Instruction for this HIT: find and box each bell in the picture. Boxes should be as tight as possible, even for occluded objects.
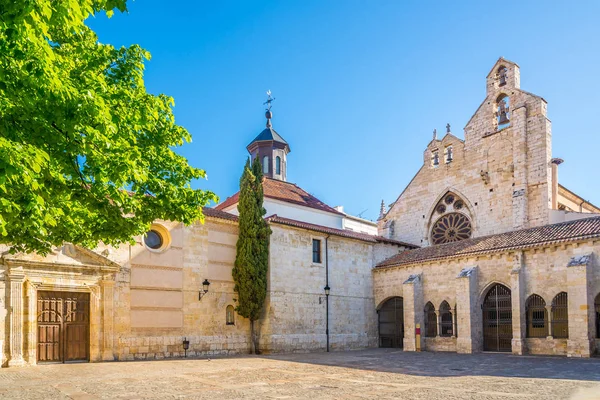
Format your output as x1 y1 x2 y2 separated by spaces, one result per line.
498 112 509 125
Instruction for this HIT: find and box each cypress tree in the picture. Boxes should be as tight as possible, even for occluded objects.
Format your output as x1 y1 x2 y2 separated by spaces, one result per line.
232 157 271 354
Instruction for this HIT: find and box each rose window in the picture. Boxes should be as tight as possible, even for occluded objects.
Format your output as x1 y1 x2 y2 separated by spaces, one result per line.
431 212 472 245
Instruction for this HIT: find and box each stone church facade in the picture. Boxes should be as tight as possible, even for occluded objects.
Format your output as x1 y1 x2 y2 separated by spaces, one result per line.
1 58 600 367
375 58 600 357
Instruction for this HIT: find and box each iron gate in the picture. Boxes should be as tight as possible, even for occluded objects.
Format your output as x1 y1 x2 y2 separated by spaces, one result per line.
378 297 404 348
482 284 512 352
37 291 90 363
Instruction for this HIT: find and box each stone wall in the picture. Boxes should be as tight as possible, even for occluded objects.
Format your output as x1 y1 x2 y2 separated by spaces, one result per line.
373 239 600 357
112 218 252 361
260 224 400 353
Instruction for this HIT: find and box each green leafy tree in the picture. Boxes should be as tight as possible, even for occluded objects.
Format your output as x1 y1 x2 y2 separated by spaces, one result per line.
232 157 270 354
0 0 217 254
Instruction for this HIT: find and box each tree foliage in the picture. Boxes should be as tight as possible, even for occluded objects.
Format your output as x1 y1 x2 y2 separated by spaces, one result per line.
0 0 217 254
232 157 270 354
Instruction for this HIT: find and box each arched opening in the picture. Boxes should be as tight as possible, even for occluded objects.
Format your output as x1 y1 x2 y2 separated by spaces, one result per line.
262 156 269 174
498 66 508 86
496 94 510 129
424 302 437 337
551 292 568 338
595 293 600 339
378 297 403 348
482 283 512 352
439 301 453 337
226 305 235 325
525 294 547 338
275 156 281 175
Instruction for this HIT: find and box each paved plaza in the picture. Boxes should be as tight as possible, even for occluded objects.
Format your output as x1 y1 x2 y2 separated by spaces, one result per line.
0 349 599 399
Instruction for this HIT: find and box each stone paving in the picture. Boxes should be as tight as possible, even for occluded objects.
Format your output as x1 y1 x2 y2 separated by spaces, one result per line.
1 349 599 399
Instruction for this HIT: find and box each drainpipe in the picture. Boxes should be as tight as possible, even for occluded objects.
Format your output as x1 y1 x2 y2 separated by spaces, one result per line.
325 235 330 352
550 158 563 209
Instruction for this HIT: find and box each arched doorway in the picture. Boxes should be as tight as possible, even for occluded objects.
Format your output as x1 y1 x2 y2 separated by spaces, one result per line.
378 297 404 348
482 284 512 352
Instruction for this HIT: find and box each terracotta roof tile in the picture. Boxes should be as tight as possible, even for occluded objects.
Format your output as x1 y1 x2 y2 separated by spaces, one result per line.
266 215 417 247
215 178 344 215
202 207 238 222
376 216 600 269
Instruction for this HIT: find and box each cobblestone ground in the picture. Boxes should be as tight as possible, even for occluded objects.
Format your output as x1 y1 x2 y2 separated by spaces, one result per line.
1 349 599 399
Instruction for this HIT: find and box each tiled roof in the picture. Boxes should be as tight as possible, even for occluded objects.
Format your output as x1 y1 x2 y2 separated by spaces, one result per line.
248 127 288 147
377 216 600 269
215 178 345 216
266 215 418 248
202 207 238 222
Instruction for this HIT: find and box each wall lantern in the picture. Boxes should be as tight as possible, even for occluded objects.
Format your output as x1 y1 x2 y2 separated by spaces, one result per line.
324 285 330 296
199 279 210 300
182 337 190 358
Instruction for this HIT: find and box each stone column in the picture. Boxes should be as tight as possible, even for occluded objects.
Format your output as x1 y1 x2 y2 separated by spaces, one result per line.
101 280 116 361
402 274 423 352
545 305 553 338
456 266 478 353
566 254 594 357
510 252 526 355
7 267 26 366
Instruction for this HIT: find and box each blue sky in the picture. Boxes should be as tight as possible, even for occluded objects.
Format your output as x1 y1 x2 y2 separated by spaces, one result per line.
88 1 600 221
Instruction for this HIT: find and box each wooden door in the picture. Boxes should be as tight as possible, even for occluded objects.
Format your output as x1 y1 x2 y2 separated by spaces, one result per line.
37 291 90 363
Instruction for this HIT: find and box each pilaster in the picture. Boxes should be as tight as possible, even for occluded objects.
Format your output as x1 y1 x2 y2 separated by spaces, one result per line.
566 254 594 357
402 274 423 352
456 266 478 353
101 280 115 361
7 267 26 367
510 252 526 355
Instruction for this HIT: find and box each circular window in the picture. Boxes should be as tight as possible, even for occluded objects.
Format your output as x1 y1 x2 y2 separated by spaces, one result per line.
143 224 171 252
436 204 446 214
445 194 455 205
454 200 464 210
431 213 472 245
144 230 163 249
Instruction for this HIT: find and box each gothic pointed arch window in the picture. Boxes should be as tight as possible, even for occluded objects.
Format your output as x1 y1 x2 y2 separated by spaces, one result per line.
526 294 547 338
496 94 510 129
439 301 453 337
551 292 568 338
429 192 473 245
424 302 437 337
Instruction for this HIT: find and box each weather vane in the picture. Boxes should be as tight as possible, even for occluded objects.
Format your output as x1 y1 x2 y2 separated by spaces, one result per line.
264 90 275 111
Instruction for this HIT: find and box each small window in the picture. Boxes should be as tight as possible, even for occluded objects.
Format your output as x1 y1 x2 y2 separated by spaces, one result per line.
526 294 547 338
262 156 269 174
431 150 439 167
312 239 321 263
424 302 437 337
144 230 163 249
551 292 568 338
226 305 235 325
276 156 281 175
444 145 453 163
439 301 453 337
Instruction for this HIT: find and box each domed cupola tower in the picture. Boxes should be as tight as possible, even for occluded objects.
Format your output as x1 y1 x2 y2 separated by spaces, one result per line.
246 91 290 181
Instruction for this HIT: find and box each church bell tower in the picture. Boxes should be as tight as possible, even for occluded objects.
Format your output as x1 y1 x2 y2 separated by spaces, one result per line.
246 91 290 181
